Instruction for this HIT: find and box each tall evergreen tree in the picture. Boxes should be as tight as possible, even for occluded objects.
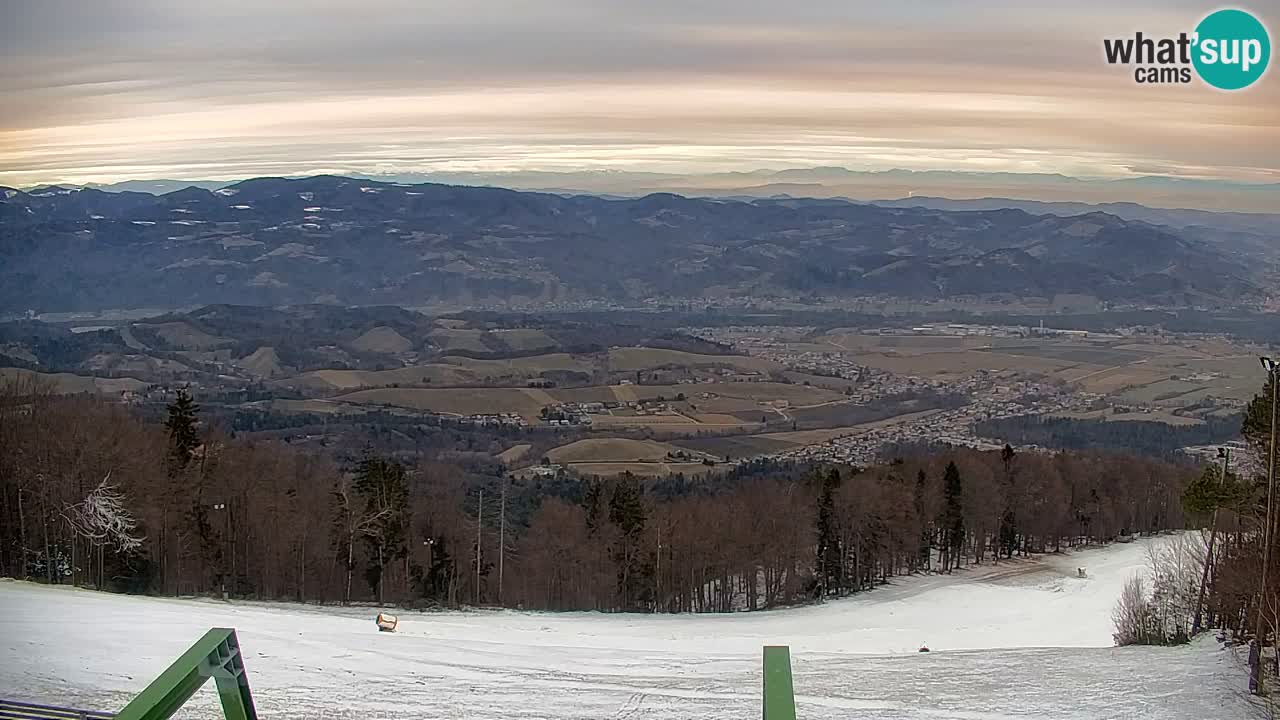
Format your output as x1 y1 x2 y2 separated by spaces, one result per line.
1243 373 1277 472
164 388 200 475
942 461 965 572
815 467 843 595
608 476 650 610
998 444 1019 559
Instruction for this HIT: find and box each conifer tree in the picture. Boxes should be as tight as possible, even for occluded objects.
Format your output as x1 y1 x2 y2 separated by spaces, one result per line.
816 467 843 595
164 388 200 475
942 461 964 572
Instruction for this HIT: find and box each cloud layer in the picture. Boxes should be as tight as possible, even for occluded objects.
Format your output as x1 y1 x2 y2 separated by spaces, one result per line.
2 0 1276 187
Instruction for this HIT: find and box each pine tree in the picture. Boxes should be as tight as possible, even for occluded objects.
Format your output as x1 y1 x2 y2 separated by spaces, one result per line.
608 477 650 610
914 468 930 571
815 467 843 596
998 444 1018 559
1243 373 1276 472
164 388 200 475
942 461 964 573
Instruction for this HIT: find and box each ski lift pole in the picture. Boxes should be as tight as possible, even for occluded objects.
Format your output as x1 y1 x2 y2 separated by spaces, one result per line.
762 646 796 720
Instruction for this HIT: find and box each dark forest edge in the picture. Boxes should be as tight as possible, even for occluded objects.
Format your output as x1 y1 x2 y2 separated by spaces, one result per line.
1 375 1197 613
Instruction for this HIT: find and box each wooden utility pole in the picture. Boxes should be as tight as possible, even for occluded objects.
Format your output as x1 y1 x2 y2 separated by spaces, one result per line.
476 488 483 605
17 487 26 578
498 478 506 604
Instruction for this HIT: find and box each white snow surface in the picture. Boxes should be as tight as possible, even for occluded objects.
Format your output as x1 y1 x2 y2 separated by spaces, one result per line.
0 537 1251 718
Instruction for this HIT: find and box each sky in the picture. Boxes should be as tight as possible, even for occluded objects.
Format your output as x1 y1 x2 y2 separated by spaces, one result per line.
1 0 1277 188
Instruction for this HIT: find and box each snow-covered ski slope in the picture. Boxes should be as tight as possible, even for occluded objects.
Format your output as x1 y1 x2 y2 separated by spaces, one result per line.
0 537 1250 719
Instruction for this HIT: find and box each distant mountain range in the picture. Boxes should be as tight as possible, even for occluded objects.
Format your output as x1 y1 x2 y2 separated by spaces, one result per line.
0 175 1270 313
48 166 1280 214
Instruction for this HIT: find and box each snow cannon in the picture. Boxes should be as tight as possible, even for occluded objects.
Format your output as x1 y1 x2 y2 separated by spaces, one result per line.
376 612 399 632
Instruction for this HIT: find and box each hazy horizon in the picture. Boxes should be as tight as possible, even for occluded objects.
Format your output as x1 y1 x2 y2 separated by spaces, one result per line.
3 1 1277 204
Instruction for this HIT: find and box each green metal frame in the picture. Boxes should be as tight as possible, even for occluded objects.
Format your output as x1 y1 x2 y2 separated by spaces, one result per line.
762 645 796 720
115 628 257 720
107 627 786 719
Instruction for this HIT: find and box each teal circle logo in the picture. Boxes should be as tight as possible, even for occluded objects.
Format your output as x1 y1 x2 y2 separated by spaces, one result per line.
1192 9 1271 90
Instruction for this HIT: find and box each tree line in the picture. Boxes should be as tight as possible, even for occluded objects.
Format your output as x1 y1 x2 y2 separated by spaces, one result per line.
975 413 1242 461
1171 371 1280 696
1 375 1193 613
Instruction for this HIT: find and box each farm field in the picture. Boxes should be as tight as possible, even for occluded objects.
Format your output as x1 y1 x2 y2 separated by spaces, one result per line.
488 328 558 351
333 380 851 425
348 326 413 354
676 408 946 458
545 438 695 464
441 353 595 376
810 332 1267 409
272 348 799 394
426 327 493 353
541 461 716 477
495 443 532 465
606 347 781 374
279 364 481 391
0 367 149 395
132 321 232 350
335 387 547 419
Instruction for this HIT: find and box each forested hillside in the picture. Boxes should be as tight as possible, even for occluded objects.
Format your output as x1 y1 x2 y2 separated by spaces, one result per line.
0 176 1262 311
1 376 1193 612
975 414 1242 459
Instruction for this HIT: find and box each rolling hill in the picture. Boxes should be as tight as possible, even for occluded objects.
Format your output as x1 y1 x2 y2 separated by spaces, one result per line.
0 176 1264 312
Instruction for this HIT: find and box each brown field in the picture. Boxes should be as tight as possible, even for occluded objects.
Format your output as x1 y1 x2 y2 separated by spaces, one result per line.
860 350 1094 380
336 387 547 418
646 382 844 408
611 383 640 403
135 321 233 350
268 398 370 415
495 444 532 465
440 353 595 376
1068 366 1171 394
674 408 948 457
280 353 595 392
550 462 715 477
0 367 148 395
238 346 286 378
808 333 1266 408
279 364 480 391
349 326 414 354
427 328 490 354
758 409 947 445
335 380 844 427
546 438 687 464
489 328 558 352
519 387 559 405
782 371 861 391
606 348 781 374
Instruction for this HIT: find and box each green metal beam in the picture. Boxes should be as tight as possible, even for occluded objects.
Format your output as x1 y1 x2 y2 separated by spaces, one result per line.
115 628 258 720
762 645 796 720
